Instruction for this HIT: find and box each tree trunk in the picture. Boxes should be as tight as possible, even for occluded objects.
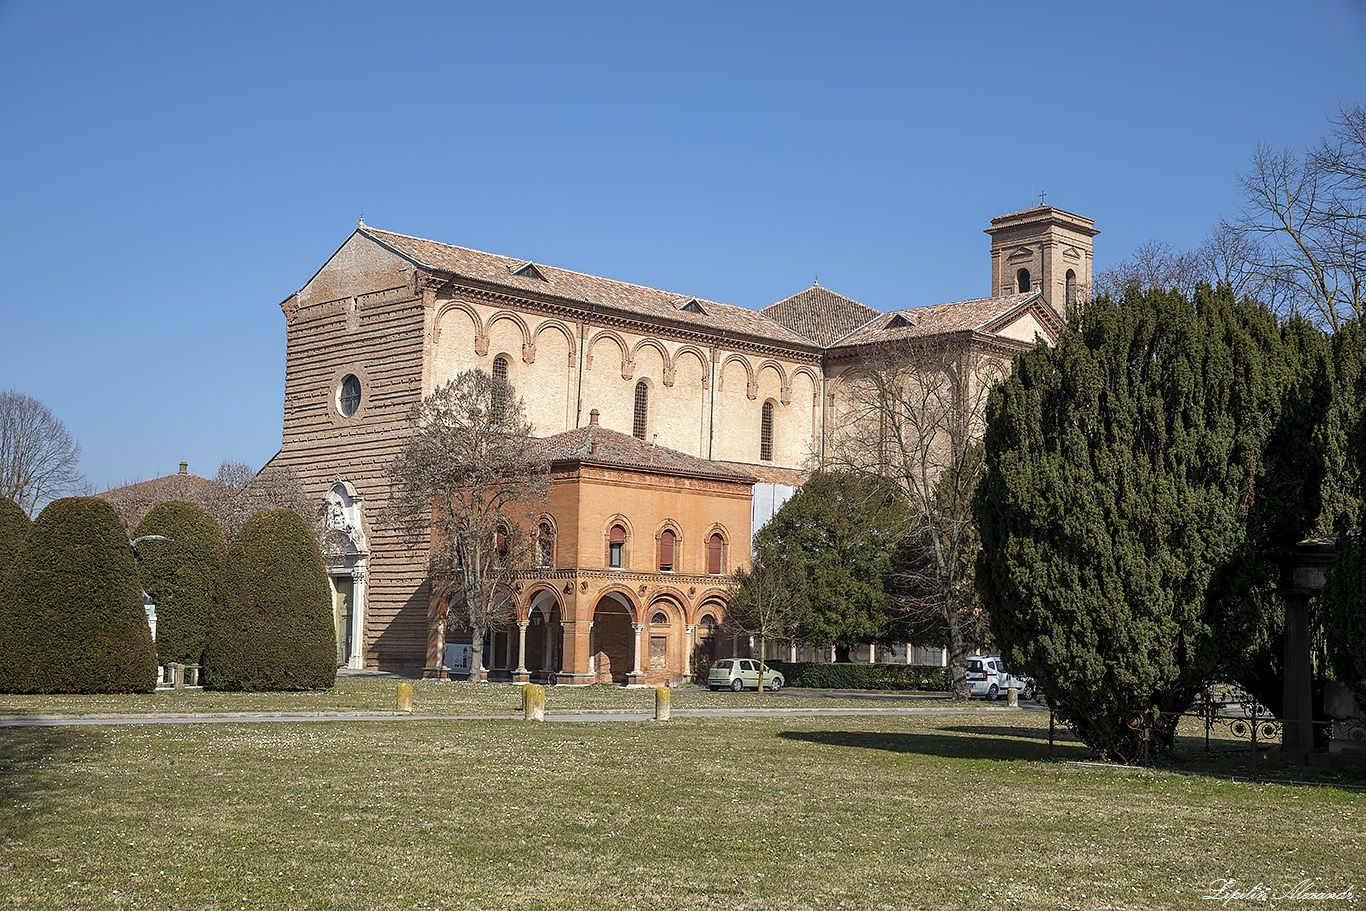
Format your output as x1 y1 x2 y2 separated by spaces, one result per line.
946 597 969 700
469 626 487 682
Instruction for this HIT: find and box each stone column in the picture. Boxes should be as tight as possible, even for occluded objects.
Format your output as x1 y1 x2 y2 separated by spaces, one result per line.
685 624 695 676
628 622 646 684
349 564 367 670
514 620 530 683
587 621 595 675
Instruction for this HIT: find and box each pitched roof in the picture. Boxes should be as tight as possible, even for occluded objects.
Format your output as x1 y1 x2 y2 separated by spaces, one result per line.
537 425 754 483
759 284 882 346
359 226 810 347
831 291 1050 346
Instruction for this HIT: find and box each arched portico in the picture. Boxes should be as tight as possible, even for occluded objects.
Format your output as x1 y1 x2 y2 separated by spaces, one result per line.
590 591 639 685
522 589 564 684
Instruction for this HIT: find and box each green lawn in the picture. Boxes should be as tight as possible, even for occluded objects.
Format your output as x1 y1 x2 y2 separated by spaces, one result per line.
0 677 947 717
1 702 1362 910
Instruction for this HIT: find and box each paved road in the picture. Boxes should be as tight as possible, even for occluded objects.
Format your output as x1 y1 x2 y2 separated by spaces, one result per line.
0 701 1046 727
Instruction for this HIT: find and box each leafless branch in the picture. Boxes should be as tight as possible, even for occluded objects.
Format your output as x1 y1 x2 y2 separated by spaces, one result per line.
0 389 83 516
386 369 550 680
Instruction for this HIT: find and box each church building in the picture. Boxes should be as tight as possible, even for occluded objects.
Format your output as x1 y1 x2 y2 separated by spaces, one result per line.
265 205 1096 680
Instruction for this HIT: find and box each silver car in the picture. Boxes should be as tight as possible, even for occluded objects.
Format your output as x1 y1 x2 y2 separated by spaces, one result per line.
707 658 785 692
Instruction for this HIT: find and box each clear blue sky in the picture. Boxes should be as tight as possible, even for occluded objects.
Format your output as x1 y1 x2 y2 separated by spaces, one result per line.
2 1 1363 495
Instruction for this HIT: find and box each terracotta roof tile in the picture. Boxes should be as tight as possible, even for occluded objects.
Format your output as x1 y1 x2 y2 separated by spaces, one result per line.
832 292 1045 346
361 227 811 347
720 462 812 486
537 425 754 483
759 285 883 346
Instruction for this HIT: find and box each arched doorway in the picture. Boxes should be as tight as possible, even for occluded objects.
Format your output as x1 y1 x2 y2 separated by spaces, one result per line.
324 481 368 670
525 590 564 683
591 593 636 684
694 607 721 676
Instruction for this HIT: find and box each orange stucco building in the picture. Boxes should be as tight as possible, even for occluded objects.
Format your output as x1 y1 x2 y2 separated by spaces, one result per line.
459 413 753 686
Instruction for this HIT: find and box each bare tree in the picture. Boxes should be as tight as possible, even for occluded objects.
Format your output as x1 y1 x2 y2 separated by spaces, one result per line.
830 339 1004 699
211 460 330 552
729 552 808 692
387 369 550 682
0 389 83 516
1093 238 1208 299
1225 103 1366 329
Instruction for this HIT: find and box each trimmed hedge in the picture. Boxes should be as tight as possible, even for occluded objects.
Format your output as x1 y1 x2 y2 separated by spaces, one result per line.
206 508 336 691
768 661 950 692
0 495 30 562
0 497 156 693
0 496 31 691
134 501 228 667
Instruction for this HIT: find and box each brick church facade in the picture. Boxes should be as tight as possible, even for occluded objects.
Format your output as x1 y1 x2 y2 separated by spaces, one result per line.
265 205 1096 681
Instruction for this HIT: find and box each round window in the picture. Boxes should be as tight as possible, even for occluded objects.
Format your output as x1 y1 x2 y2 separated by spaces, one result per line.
338 374 362 417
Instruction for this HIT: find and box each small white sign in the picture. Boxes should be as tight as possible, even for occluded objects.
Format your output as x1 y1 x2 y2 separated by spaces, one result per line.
446 644 472 673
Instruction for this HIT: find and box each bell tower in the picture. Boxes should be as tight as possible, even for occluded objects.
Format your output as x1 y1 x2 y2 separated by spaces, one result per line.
986 205 1098 320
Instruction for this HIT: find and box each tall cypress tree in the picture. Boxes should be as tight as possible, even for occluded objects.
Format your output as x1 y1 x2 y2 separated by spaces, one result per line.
976 287 1325 761
0 497 155 693
206 508 335 691
134 500 227 667
0 496 33 692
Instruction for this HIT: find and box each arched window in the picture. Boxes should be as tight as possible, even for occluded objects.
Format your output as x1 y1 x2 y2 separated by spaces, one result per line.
633 380 649 440
491 355 510 424
658 528 676 571
1016 269 1031 293
651 612 669 625
1065 269 1077 311
494 525 508 567
609 524 626 569
760 401 774 462
707 533 725 575
538 522 555 567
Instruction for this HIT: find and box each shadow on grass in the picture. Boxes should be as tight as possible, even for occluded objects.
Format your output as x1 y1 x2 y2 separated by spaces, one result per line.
778 726 1094 763
0 727 108 838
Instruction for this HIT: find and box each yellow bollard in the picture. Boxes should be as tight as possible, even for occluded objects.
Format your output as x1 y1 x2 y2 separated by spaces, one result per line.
655 686 671 721
396 681 414 714
525 684 546 721
521 682 531 715
1007 686 1018 708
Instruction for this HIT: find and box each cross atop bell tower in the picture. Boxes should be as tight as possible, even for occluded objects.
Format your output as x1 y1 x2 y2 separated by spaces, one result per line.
986 206 1098 320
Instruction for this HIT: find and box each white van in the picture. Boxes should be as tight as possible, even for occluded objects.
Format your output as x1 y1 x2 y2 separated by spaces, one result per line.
966 654 1035 700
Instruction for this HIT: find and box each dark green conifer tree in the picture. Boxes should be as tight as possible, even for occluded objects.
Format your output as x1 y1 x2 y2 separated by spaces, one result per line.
0 495 33 691
754 472 907 659
0 497 155 693
976 287 1326 761
206 508 335 691
134 500 228 667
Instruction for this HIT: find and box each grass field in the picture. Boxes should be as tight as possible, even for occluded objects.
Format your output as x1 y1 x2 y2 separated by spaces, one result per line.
0 677 942 717
2 684 1363 910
